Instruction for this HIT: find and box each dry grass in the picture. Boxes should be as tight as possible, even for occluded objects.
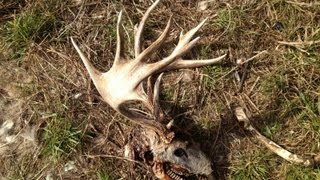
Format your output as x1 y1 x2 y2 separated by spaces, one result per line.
0 0 319 179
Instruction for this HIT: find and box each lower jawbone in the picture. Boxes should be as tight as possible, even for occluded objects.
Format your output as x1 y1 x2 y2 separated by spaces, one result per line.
153 160 190 180
152 159 212 180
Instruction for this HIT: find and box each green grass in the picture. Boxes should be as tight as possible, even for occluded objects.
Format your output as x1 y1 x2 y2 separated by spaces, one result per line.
104 24 117 44
41 115 81 162
262 122 283 138
3 10 55 56
202 66 229 89
214 9 237 31
0 0 63 58
6 154 42 180
279 164 320 180
229 150 270 180
97 171 112 180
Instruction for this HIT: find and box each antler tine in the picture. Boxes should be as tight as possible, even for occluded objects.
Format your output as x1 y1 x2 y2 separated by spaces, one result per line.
153 73 163 120
135 15 173 63
134 0 161 57
173 18 208 54
137 18 218 82
165 54 227 71
114 11 125 66
71 37 103 85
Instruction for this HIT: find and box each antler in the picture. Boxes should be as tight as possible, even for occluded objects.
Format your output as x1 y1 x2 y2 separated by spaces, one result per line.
71 0 226 142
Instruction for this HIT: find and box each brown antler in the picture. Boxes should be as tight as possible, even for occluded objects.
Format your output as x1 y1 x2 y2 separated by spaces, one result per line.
71 0 226 142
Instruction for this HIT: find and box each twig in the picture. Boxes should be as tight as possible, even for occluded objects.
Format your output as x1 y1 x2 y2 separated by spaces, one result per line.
243 94 260 113
286 1 320 7
278 40 320 47
84 154 148 168
248 76 260 95
238 50 267 65
277 40 320 54
238 50 267 92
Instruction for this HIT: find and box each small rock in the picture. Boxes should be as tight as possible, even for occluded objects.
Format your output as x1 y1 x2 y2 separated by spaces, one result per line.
74 93 82 99
64 161 77 172
197 0 215 11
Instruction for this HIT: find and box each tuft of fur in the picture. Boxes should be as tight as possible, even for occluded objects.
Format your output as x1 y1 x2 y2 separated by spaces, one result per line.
0 62 38 159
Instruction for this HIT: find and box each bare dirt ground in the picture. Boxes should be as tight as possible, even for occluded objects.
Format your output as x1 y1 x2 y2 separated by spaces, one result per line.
0 0 319 179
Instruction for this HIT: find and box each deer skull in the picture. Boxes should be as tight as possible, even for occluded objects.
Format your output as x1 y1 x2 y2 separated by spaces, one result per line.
145 128 213 179
71 0 225 179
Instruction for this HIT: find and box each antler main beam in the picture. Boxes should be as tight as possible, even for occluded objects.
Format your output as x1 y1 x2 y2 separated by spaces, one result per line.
71 0 226 142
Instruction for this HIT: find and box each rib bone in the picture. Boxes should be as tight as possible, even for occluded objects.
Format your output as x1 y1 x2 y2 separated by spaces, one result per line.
71 0 226 142
234 107 320 167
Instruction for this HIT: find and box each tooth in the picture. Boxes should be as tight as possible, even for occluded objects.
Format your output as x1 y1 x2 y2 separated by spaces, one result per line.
172 174 177 180
174 174 180 180
168 170 174 176
166 169 185 180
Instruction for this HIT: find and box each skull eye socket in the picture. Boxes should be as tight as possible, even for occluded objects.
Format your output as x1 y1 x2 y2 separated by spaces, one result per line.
174 148 188 158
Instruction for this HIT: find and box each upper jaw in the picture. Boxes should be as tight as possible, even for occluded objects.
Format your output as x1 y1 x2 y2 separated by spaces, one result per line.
152 159 190 180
